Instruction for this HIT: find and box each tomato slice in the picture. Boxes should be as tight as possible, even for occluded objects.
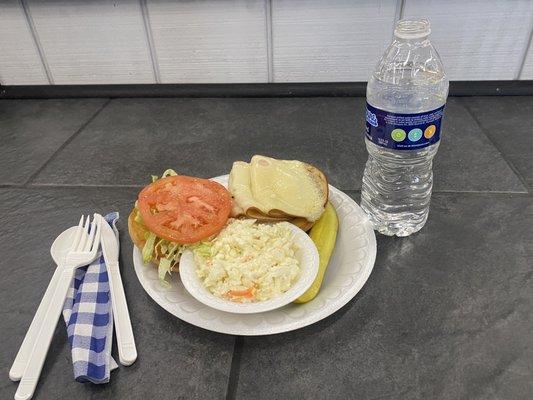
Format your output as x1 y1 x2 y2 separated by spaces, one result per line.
138 175 232 244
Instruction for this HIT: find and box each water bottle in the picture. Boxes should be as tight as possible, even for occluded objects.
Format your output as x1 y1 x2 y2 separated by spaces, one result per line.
361 19 449 237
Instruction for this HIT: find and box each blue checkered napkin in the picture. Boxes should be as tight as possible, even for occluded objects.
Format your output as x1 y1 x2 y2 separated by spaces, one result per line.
62 212 119 383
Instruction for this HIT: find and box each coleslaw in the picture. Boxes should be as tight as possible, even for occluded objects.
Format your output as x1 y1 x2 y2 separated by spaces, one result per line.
193 219 300 302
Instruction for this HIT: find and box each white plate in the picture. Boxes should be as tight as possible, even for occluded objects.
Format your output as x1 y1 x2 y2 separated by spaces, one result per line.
133 175 377 336
179 222 320 314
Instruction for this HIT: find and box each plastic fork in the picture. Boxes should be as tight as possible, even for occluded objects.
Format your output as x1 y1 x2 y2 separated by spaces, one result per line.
15 215 101 400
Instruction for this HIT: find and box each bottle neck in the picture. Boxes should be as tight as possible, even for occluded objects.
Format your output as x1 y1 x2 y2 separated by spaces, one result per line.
393 35 430 46
394 19 431 43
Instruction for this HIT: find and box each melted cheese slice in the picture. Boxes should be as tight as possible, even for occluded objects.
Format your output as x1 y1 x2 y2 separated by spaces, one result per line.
229 155 326 222
228 161 253 216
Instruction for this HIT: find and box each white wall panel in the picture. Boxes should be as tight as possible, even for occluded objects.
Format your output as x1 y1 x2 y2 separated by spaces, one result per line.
27 0 154 84
0 0 47 85
519 35 533 79
147 0 268 83
271 0 397 82
1 0 532 85
403 0 533 81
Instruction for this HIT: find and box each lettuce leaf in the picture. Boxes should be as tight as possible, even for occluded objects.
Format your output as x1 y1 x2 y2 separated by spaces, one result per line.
189 241 212 259
158 258 172 285
152 169 178 183
142 231 157 264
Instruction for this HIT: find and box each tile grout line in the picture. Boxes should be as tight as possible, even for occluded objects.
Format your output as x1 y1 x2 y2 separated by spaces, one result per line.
342 189 532 196
140 0 161 83
0 184 25 189
22 99 112 187
432 190 532 196
1 184 531 197
27 183 145 188
225 336 244 400
20 0 54 85
460 98 531 193
265 0 274 83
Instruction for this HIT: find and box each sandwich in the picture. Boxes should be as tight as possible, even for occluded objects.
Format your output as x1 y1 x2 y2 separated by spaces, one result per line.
228 155 329 231
128 170 232 282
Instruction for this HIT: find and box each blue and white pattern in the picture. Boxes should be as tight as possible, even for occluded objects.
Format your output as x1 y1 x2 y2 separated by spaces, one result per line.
62 212 119 383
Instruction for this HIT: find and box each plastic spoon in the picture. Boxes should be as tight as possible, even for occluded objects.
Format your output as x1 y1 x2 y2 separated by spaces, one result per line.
9 226 78 381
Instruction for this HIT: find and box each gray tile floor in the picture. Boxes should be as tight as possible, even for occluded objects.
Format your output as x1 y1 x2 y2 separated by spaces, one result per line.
1 97 531 400
0 99 107 184
235 193 533 400
0 187 234 400
25 97 526 192
461 97 533 189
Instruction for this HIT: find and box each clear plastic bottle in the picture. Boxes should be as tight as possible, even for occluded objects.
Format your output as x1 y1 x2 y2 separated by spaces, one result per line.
361 19 449 237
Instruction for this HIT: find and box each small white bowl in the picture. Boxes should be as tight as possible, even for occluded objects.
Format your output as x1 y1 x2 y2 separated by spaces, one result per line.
179 223 319 314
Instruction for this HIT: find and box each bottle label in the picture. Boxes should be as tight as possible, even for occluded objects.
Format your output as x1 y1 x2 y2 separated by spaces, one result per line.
365 102 445 150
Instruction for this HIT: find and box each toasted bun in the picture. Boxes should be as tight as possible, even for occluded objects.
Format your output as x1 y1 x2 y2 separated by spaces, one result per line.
305 162 329 208
128 208 168 265
128 208 147 249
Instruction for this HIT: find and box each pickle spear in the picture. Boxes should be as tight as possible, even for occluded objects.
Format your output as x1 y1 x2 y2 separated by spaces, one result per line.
294 201 339 303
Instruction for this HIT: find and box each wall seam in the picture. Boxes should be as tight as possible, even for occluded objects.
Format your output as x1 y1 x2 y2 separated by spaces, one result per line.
516 21 533 79
391 0 405 44
20 0 54 84
265 0 274 83
140 0 161 83
394 0 405 24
